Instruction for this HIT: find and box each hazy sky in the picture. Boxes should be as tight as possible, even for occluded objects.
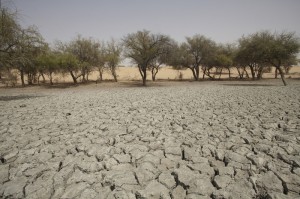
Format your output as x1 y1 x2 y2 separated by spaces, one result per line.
6 0 300 44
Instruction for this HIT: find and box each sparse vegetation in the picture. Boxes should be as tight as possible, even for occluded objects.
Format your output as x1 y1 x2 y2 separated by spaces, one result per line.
123 30 172 86
1 6 299 87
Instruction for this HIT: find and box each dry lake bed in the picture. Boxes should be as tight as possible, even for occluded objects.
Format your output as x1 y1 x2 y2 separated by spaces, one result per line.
0 80 300 199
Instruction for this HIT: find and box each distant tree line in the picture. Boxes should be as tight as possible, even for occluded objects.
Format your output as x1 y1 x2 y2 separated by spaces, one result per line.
1 7 299 86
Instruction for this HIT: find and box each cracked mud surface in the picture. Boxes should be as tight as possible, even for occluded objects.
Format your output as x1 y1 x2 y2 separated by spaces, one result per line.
0 80 300 199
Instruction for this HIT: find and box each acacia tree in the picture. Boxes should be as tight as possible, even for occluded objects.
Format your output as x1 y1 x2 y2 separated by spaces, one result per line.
105 39 122 82
67 35 98 82
170 35 216 80
214 44 235 79
0 7 20 68
9 26 46 86
149 55 164 81
281 55 297 76
266 32 300 86
94 42 106 82
149 39 174 81
36 51 59 85
123 30 171 86
0 5 46 86
236 32 273 80
57 52 80 84
236 31 300 85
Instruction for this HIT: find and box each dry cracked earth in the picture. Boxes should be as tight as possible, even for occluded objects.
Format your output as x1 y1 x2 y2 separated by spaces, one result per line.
0 80 300 199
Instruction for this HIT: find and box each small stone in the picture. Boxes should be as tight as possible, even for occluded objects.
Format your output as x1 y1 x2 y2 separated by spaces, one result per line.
2 150 18 163
215 149 225 161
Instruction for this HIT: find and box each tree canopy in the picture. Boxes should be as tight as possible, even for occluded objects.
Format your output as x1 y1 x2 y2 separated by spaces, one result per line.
1 5 299 86
235 31 300 85
123 30 172 85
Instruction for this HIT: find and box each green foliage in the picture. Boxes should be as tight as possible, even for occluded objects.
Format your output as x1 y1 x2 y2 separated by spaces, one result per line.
1 6 299 86
169 35 216 80
235 31 300 84
123 30 171 85
105 39 122 82
0 8 20 55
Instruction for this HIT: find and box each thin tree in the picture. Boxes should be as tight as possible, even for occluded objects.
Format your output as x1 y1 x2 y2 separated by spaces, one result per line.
105 39 122 82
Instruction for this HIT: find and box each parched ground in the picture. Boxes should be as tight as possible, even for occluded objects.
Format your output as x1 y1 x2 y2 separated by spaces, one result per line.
0 79 300 199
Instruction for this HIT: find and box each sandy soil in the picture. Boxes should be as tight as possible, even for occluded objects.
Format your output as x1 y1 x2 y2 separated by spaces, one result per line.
54 66 300 83
0 80 300 198
2 66 300 87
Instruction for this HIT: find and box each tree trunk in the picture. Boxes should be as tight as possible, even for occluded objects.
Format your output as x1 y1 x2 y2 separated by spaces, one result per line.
142 68 147 86
49 72 53 85
20 69 25 87
205 68 214 79
277 66 287 86
69 71 77 84
228 68 231 78
189 67 198 81
98 68 103 81
219 68 223 80
257 67 263 80
195 66 199 80
237 67 242 79
81 69 86 82
244 67 249 78
112 70 117 82
41 73 46 83
249 65 255 80
27 73 33 85
152 67 159 81
142 67 147 86
138 65 147 86
33 74 38 84
275 68 278 78
284 66 291 74
202 67 206 79
37 74 40 85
